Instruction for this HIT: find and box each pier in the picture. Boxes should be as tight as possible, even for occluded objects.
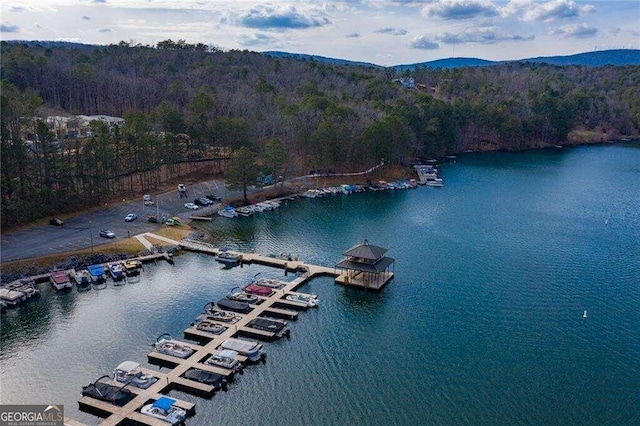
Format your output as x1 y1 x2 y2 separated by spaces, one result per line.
53 234 393 425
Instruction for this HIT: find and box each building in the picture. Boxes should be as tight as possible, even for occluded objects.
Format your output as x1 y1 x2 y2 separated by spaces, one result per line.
335 240 394 290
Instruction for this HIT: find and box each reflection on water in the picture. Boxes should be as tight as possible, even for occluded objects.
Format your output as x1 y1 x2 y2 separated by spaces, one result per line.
1 144 639 425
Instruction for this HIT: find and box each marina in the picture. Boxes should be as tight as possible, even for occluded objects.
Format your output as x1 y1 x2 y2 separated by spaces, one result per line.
1 144 638 425
64 236 372 425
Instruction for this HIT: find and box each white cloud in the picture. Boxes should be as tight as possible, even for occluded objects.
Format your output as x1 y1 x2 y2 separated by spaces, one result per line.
409 35 439 50
238 5 329 30
521 0 595 22
346 32 360 38
375 27 408 36
436 26 535 44
550 23 598 38
240 32 279 47
423 0 499 20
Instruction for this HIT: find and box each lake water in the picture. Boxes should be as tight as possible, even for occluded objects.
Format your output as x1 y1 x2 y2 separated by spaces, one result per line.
1 143 639 425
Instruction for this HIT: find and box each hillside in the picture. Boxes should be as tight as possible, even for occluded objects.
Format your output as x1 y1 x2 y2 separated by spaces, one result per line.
1 40 639 226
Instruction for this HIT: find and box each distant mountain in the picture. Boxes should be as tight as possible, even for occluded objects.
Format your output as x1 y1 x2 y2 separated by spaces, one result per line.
262 51 382 69
263 49 640 70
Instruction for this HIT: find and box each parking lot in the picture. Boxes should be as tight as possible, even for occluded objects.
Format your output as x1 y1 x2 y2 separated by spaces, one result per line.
0 179 228 263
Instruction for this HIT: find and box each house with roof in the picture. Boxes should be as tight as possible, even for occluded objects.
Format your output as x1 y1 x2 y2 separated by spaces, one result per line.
335 240 394 290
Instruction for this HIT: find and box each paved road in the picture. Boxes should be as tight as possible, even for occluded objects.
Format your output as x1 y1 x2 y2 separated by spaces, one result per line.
0 179 227 263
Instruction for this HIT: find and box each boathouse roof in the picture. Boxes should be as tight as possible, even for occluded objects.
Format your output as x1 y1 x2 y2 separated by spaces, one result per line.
342 240 387 260
336 256 395 273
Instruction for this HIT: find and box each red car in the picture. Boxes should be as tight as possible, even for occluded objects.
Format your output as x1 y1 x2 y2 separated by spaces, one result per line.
243 284 272 296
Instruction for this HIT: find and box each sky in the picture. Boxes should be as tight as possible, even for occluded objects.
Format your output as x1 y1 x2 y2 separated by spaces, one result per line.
1 0 639 66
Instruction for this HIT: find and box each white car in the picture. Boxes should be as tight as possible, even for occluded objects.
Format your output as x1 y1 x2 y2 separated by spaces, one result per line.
184 203 199 210
177 184 186 192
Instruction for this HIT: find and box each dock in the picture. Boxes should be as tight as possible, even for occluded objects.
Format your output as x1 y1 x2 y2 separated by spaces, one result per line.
67 235 392 425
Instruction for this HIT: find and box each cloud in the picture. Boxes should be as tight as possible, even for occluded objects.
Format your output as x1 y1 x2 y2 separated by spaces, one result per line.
1 23 20 33
239 5 329 29
239 32 279 47
98 28 112 33
423 0 499 20
82 16 91 20
375 27 408 36
409 36 440 50
346 32 360 38
10 6 26 12
92 0 107 3
521 0 595 22
550 23 598 38
436 27 535 44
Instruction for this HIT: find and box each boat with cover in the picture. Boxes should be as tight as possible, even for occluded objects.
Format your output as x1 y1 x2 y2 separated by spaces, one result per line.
216 298 253 314
214 247 241 265
107 263 125 282
140 396 186 425
246 317 291 338
153 333 194 359
285 293 319 307
205 350 243 374
220 338 265 362
235 206 253 217
87 264 106 284
243 283 273 297
227 287 261 304
111 361 157 389
81 375 135 407
123 260 141 277
50 270 72 290
426 178 444 187
183 368 228 390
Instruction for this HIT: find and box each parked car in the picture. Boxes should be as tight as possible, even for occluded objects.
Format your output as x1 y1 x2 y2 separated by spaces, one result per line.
99 230 115 238
49 218 64 226
144 200 154 206
184 203 199 210
177 184 186 192
124 213 138 222
205 194 222 203
143 194 152 201
148 215 159 223
194 198 212 206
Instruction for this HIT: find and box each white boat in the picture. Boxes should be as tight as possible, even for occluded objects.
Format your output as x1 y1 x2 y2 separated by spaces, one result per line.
256 202 274 211
217 206 238 218
220 338 265 362
214 249 241 265
0 288 26 306
583 310 588 318
50 271 73 290
107 263 125 282
71 269 92 290
153 333 194 359
205 349 243 374
195 320 227 335
140 397 186 425
285 293 319 307
111 361 157 389
9 279 41 299
227 287 261 304
301 189 318 198
235 206 253 217
426 178 444 187
253 278 286 289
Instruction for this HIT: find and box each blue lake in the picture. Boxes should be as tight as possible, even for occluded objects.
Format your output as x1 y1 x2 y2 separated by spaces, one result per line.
1 143 639 425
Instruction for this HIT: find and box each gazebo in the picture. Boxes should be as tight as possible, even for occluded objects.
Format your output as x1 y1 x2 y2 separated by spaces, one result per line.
335 240 394 290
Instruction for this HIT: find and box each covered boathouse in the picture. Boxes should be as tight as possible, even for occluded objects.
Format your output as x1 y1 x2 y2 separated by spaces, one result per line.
335 240 394 290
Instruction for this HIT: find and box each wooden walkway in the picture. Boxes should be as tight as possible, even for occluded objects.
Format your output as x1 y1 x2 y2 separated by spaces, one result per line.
70 234 392 424
75 239 338 425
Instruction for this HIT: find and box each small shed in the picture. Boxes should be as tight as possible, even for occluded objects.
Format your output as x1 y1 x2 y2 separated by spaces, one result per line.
335 240 394 290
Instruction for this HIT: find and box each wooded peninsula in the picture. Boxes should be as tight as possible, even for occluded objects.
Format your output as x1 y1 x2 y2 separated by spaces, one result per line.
1 40 639 228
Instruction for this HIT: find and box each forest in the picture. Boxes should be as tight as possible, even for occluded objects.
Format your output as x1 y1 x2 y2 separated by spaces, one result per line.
1 40 639 227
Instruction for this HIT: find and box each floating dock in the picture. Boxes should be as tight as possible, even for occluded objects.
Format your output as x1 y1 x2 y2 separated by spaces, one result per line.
70 236 392 425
